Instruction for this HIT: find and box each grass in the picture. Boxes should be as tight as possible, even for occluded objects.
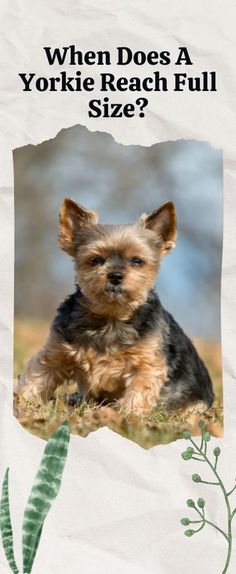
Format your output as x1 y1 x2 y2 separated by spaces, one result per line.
14 318 223 449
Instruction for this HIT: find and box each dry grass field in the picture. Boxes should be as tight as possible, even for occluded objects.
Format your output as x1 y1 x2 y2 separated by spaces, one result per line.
14 319 223 449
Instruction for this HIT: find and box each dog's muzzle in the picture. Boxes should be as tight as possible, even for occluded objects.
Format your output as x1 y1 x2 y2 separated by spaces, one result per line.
107 271 124 286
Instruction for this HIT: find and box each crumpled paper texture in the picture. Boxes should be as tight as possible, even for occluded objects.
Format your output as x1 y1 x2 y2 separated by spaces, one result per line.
0 1 236 572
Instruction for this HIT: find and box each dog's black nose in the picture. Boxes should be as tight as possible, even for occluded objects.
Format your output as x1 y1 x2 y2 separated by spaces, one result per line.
107 271 124 285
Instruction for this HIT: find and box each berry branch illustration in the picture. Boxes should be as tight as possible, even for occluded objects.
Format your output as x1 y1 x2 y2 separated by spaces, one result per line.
180 421 236 574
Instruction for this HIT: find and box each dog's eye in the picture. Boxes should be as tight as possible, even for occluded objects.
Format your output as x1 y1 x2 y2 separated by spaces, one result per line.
90 256 105 266
129 257 145 266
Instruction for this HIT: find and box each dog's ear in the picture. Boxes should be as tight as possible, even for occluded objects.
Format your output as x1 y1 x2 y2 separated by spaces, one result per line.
141 201 177 254
59 198 98 256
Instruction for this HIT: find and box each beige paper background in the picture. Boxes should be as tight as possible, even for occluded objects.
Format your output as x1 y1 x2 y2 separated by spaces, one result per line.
0 1 236 572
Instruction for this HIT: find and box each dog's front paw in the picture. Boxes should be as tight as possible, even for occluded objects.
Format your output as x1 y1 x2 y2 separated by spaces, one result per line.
119 389 155 417
15 373 46 405
64 392 83 406
22 384 45 405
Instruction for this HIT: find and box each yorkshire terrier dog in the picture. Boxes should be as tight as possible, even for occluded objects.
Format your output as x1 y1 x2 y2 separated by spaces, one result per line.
17 198 214 416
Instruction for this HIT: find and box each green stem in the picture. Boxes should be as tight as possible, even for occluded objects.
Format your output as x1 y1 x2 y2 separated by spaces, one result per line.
223 530 232 574
193 450 204 458
199 480 219 486
227 484 236 497
192 507 228 540
194 506 204 520
200 434 204 451
231 508 236 520
194 522 205 534
204 520 229 541
190 438 232 574
190 519 204 524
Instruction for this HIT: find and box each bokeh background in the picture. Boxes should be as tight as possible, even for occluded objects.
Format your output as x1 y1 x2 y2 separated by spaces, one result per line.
14 125 223 337
13 126 223 446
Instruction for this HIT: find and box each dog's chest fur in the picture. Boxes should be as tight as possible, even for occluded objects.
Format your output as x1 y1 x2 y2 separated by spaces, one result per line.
53 288 168 399
65 333 166 399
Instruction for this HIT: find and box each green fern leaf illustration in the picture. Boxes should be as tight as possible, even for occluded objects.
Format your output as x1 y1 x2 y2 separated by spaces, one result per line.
22 421 70 574
0 468 19 574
